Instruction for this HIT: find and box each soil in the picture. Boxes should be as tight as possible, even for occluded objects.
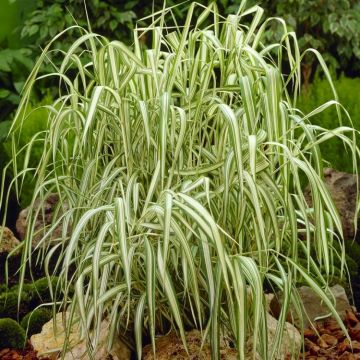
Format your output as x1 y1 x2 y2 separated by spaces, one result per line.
0 342 50 360
301 310 360 359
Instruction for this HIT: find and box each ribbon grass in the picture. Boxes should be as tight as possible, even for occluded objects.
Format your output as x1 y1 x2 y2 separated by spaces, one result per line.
2 2 360 359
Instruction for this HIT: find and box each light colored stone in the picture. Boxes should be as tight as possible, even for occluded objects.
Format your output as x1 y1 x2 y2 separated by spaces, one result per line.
249 313 301 359
30 312 130 360
265 293 275 311
0 226 20 254
272 313 301 357
330 284 353 317
304 167 359 240
270 284 352 328
63 319 131 360
16 193 69 248
30 312 80 360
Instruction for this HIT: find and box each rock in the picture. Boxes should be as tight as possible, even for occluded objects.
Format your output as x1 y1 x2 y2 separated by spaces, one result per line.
30 312 130 360
304 168 359 240
0 226 22 283
270 284 352 328
63 319 131 360
142 329 238 360
16 194 69 248
143 316 301 360
30 312 80 359
267 312 301 358
246 313 301 360
265 293 274 311
0 226 20 254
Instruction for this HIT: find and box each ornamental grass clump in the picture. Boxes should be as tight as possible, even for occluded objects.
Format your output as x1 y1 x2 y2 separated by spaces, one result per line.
1 2 359 359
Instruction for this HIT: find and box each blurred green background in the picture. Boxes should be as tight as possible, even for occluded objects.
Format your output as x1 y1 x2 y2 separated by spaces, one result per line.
0 0 360 208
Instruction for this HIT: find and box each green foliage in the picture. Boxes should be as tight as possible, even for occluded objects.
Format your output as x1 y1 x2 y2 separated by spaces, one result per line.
345 240 360 261
20 307 52 337
3 98 50 156
0 284 9 293
331 240 358 280
2 0 358 123
0 0 35 46
208 0 360 79
17 0 205 49
298 76 360 173
0 1 18 44
2 95 53 206
0 0 36 123
249 0 360 79
3 3 360 359
20 0 137 47
345 256 358 279
0 48 34 122
0 318 26 349
0 121 11 143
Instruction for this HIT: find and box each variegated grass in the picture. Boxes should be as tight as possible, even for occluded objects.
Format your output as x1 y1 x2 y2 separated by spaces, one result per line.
1 2 360 359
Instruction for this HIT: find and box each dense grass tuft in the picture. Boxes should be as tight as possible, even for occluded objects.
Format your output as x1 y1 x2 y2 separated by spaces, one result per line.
1 2 359 359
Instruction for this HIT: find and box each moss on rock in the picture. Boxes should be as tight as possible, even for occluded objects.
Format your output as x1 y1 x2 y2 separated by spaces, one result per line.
345 255 358 278
31 276 59 303
0 290 31 319
0 318 26 349
20 307 53 337
0 278 61 320
0 284 9 293
344 240 360 264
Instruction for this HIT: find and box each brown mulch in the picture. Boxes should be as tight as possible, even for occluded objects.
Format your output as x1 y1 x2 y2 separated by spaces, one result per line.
0 342 51 360
301 310 360 359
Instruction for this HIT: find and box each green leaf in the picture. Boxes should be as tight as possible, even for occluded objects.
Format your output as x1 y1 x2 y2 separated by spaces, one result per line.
0 121 12 141
109 20 118 31
0 89 11 99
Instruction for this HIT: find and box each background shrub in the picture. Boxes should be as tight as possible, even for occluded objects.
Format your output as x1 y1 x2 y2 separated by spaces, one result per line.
2 95 53 207
298 75 360 173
